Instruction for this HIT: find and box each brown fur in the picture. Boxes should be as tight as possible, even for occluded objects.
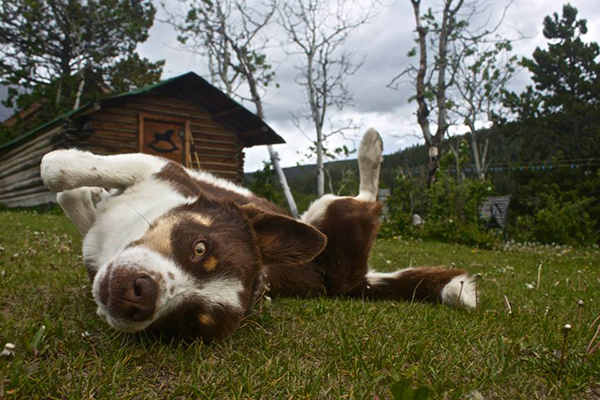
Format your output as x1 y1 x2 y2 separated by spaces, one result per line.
154 163 201 198
265 263 326 297
156 162 283 215
314 198 383 295
147 297 244 343
264 197 468 305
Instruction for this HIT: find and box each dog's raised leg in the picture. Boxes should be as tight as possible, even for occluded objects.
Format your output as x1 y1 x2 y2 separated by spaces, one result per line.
56 187 106 236
301 128 476 308
356 128 383 202
300 128 384 295
41 149 167 193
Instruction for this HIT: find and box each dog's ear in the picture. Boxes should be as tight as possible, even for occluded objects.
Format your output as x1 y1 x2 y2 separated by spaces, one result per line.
241 205 327 266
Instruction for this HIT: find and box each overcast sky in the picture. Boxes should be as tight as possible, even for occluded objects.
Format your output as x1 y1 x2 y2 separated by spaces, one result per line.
137 0 600 172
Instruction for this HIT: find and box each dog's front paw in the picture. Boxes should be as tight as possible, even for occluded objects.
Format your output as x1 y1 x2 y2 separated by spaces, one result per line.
41 149 94 192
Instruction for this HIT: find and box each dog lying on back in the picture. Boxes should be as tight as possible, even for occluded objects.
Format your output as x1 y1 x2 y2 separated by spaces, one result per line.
40 129 475 342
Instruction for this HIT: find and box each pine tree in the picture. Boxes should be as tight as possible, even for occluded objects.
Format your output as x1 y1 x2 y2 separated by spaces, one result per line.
506 4 600 161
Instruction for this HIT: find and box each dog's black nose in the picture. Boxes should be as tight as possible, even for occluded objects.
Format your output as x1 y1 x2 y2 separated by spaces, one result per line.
119 275 157 321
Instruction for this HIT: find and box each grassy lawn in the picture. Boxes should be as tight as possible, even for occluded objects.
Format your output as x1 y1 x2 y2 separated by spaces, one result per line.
0 210 599 399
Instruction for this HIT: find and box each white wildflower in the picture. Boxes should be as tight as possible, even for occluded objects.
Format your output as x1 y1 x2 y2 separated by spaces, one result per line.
263 296 272 309
1 343 15 358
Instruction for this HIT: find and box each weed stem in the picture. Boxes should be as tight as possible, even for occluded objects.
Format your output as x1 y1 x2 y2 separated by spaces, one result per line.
586 315 600 361
558 324 571 378
536 262 544 290
503 295 512 315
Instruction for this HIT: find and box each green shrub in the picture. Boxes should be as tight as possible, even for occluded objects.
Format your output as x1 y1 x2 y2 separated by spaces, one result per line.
513 195 598 246
426 172 491 224
380 169 497 248
381 173 421 237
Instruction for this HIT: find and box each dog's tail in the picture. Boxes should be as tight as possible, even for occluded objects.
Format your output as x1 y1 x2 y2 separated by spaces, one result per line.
347 267 477 308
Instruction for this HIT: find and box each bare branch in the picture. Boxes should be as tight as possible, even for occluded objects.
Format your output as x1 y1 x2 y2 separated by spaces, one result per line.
278 0 375 196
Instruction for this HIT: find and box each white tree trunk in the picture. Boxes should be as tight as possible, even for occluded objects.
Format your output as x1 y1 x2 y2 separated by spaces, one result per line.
316 128 325 197
267 145 299 218
73 78 85 110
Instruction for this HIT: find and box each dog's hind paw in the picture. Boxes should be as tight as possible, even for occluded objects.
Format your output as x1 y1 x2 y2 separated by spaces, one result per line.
358 128 383 168
356 128 383 202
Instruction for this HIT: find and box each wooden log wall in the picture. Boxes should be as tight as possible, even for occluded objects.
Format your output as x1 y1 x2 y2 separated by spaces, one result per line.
0 125 64 207
85 94 245 183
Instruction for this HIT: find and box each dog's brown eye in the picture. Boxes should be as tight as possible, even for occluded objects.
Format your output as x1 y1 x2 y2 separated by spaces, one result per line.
193 241 207 257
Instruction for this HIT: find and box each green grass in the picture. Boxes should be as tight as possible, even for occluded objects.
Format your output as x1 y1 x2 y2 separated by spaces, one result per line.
0 210 599 399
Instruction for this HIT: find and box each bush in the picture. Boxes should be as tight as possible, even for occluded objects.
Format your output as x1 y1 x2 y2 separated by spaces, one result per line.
426 172 491 224
380 169 497 248
513 194 598 246
381 174 422 237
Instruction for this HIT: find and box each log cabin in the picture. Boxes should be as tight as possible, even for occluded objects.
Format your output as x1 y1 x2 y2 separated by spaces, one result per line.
0 72 284 207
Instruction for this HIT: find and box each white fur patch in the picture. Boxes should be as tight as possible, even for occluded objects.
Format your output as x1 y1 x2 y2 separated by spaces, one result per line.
92 246 244 332
441 274 477 308
365 269 413 286
186 168 253 198
57 187 105 236
301 194 347 225
193 277 245 310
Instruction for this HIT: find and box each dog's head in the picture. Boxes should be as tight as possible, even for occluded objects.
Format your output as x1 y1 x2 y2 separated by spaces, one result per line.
91 197 326 342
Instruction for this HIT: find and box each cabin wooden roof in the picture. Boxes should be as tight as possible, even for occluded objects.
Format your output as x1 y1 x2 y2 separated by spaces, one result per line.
0 72 284 154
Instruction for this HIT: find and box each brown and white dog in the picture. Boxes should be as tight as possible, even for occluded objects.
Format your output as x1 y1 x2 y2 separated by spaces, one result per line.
40 129 475 342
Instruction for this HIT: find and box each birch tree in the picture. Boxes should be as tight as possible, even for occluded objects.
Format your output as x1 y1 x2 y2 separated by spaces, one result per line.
452 38 516 180
388 0 466 186
389 0 512 185
278 0 372 197
169 0 300 218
